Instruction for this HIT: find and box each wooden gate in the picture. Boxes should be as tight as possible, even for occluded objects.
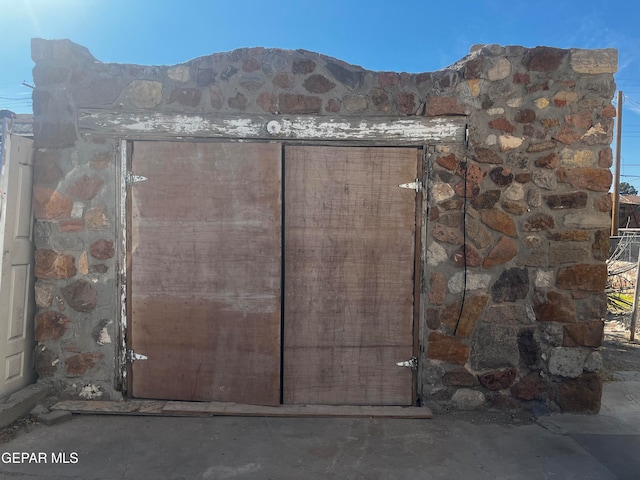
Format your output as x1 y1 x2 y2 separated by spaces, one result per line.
129 142 282 405
128 142 419 406
283 146 418 405
0 134 35 398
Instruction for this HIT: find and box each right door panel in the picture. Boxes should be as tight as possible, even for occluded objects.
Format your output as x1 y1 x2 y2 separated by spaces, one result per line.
283 146 418 405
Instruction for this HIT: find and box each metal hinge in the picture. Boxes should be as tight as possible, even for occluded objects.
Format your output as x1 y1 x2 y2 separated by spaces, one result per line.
399 178 423 192
126 349 148 362
125 171 148 186
396 356 418 371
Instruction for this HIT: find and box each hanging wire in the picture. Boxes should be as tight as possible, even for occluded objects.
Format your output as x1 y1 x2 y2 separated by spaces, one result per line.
453 125 470 336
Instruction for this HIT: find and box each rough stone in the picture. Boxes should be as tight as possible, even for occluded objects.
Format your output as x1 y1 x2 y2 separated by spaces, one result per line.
34 150 64 185
425 96 467 116
123 80 162 109
481 208 517 237
396 92 416 115
534 291 577 323
432 182 456 203
65 352 103 376
85 206 110 230
489 167 513 187
548 230 590 242
167 87 201 107
429 272 447 305
557 264 607 292
90 239 115 260
553 91 578 107
570 49 617 74
227 92 248 110
478 368 517 391
563 320 604 347
487 57 511 81
592 230 610 261
499 135 524 151
427 241 448 266
544 192 587 209
369 88 391 113
523 213 555 232
483 304 535 326
167 65 190 82
292 59 316 74
501 200 527 216
563 211 611 229
549 347 588 378
272 73 294 89
474 147 503 164
67 175 104 200
61 280 97 313
556 372 602 413
471 190 501 210
514 109 536 123
504 183 525 201
549 245 590 265
598 148 613 168
451 244 483 268
447 272 492 294
35 281 55 308
34 187 73 220
553 125 581 144
342 95 368 113
491 267 529 302
451 389 486 410
524 47 566 71
488 118 515 133
431 223 463 244
535 97 550 109
441 295 489 337
483 237 518 269
442 369 479 387
471 324 519 369
257 92 277 113
427 332 470 365
35 311 70 341
303 74 336 94
35 250 77 279
535 153 558 169
466 219 494 249
278 94 322 114
584 351 603 372
511 372 547 400
527 140 556 153
325 62 364 90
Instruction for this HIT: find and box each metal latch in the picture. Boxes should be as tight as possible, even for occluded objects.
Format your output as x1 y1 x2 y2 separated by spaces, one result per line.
126 350 148 362
396 356 418 371
125 172 148 186
399 178 423 192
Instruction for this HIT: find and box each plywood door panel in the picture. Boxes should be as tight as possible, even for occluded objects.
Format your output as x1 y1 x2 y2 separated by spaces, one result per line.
0 134 35 398
130 142 282 405
283 146 417 405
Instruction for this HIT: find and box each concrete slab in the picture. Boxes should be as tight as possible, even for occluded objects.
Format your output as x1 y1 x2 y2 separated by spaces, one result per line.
0 383 49 428
1 379 639 479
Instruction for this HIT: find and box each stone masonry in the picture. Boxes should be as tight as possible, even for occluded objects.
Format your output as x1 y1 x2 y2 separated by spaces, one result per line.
31 39 616 412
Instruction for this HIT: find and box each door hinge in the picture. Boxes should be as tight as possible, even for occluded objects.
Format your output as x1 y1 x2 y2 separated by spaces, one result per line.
126 349 148 362
399 178 423 193
125 171 148 186
396 356 418 371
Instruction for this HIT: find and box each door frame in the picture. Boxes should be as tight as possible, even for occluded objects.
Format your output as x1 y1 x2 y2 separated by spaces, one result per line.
103 111 467 404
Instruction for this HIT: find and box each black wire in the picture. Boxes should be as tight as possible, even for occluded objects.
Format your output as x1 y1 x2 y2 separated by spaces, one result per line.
452 129 470 336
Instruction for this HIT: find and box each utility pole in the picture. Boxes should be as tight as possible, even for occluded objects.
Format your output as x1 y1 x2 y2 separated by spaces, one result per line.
611 90 623 236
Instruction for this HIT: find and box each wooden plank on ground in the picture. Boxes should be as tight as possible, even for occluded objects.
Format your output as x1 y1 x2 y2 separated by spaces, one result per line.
162 401 433 418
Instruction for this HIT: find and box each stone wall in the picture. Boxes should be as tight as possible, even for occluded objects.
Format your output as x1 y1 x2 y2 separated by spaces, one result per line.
30 38 617 412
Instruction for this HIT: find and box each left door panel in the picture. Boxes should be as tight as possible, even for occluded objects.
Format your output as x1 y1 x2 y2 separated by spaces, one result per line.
129 142 282 405
0 134 35 398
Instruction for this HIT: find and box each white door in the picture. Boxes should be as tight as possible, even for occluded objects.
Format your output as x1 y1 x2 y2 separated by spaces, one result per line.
0 133 35 398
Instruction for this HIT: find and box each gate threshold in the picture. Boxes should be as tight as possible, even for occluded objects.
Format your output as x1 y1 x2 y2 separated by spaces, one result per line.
51 400 432 419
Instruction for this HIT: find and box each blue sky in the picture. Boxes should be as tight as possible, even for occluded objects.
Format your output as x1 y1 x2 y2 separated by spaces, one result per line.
2 0 640 191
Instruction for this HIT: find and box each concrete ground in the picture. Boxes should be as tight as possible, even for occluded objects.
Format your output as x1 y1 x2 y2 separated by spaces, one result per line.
1 374 640 480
